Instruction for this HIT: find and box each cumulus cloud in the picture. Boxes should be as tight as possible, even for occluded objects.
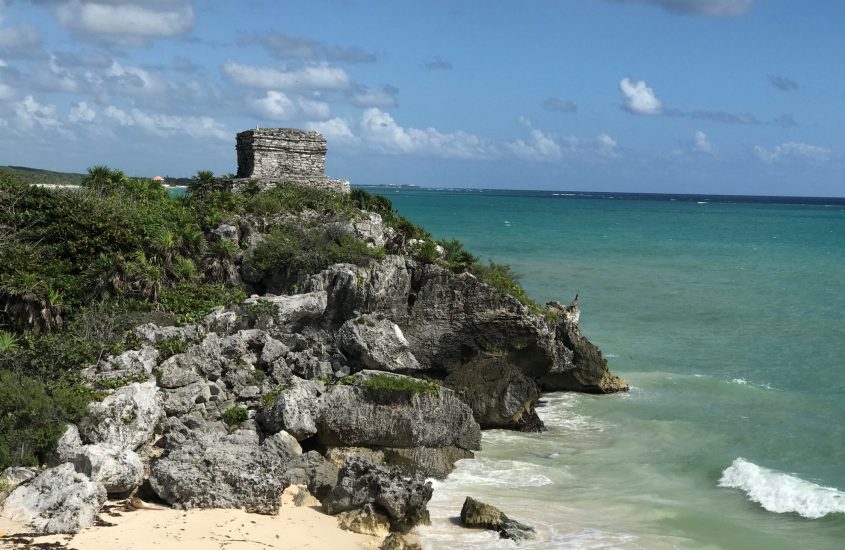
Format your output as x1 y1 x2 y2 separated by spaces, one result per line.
306 117 357 142
348 84 398 108
105 105 227 140
768 74 799 91
44 0 195 45
754 142 831 164
607 0 752 17
249 90 330 122
692 130 714 154
13 94 60 130
245 32 376 64
0 82 15 101
223 61 351 91
0 23 41 53
507 119 562 162
597 133 618 153
543 97 577 113
422 56 452 71
619 77 663 115
68 100 96 122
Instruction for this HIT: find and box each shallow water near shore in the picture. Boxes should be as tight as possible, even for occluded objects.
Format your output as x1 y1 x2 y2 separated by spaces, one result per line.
362 187 845 549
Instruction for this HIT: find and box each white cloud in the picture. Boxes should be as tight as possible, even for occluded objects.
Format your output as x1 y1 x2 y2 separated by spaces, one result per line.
68 101 96 123
754 142 831 164
51 1 194 45
249 91 330 122
223 61 351 91
692 130 714 154
597 133 618 152
619 77 663 115
0 78 14 101
0 23 40 50
14 95 60 130
306 117 357 142
105 105 227 140
507 122 562 162
358 108 492 159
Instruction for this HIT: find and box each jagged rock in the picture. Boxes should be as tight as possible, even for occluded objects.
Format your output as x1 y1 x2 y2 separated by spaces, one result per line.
280 450 339 501
133 323 205 345
149 432 292 514
541 316 629 393
242 292 327 328
259 337 289 365
51 424 83 465
324 458 432 533
444 360 543 430
71 444 144 494
0 467 39 505
257 378 324 440
459 496 535 541
315 379 481 450
307 257 627 394
381 447 473 479
262 430 302 459
79 381 162 451
156 354 204 388
0 463 106 534
325 447 386 470
84 346 158 383
337 503 391 537
203 307 241 333
381 533 423 550
213 223 239 243
160 382 208 417
337 314 421 372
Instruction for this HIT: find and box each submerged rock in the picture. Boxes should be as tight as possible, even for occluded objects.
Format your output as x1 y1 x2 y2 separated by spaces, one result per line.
381 533 423 550
460 496 535 541
0 463 106 534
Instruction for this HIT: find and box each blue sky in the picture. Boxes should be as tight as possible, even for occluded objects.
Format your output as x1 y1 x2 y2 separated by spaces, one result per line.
0 0 842 196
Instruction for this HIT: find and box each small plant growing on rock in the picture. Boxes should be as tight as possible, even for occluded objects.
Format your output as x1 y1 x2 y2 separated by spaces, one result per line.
260 384 289 407
0 332 18 353
221 405 249 426
156 336 188 360
361 375 440 397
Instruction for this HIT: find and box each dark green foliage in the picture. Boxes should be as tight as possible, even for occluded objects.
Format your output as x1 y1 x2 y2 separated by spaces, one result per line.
158 283 246 325
221 405 249 426
156 336 188 360
187 170 218 200
439 239 478 271
0 370 94 470
471 261 538 310
249 224 384 284
361 374 440 397
413 239 440 264
0 165 85 186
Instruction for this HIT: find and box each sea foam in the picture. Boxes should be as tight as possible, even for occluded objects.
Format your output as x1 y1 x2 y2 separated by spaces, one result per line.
718 458 845 519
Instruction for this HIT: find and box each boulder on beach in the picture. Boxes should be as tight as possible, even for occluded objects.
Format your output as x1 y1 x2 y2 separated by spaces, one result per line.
460 496 535 541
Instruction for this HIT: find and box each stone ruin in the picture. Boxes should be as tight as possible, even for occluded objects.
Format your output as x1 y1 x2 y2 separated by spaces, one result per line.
225 128 350 194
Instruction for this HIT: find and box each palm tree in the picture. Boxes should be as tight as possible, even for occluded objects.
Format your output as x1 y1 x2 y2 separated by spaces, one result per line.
188 170 217 199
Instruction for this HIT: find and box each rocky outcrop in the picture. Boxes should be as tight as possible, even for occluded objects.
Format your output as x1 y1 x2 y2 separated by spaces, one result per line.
337 503 391 537
337 314 421 372
257 378 324 440
460 496 535 541
381 533 423 550
149 431 298 514
0 463 106 534
444 359 542 430
315 377 481 451
324 458 432 533
71 444 144 494
0 467 38 505
78 380 162 451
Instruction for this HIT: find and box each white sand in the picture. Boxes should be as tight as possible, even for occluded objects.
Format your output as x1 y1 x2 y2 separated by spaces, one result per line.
0 497 381 549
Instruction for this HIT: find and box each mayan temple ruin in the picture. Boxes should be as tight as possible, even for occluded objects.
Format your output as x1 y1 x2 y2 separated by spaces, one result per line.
226 128 350 193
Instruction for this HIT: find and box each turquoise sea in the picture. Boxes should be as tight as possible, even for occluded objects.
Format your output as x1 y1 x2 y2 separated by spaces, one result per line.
362 187 845 550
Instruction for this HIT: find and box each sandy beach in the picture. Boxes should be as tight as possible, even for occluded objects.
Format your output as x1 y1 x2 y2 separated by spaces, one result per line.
0 495 380 550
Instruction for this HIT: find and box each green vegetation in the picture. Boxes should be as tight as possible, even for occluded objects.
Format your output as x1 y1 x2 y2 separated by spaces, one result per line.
260 383 289 406
221 405 249 426
0 165 85 186
0 164 542 470
155 336 188 360
361 374 440 397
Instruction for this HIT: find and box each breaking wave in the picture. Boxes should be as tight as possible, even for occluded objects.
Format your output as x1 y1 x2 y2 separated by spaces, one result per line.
718 458 845 519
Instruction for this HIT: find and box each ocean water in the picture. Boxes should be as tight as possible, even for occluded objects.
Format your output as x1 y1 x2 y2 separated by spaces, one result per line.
361 187 845 549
